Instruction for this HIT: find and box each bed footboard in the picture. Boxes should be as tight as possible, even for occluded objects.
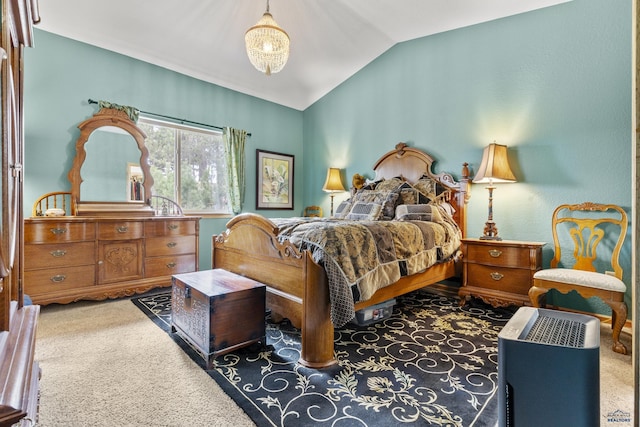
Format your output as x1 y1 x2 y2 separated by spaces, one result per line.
212 213 337 368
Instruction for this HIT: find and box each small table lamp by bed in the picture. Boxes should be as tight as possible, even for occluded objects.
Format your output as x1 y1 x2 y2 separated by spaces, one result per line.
473 143 516 240
323 168 346 216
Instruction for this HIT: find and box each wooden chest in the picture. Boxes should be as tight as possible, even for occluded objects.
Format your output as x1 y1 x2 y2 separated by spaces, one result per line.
171 269 266 368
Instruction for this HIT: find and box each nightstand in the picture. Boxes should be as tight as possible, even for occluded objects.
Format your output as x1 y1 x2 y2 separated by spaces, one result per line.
459 238 545 308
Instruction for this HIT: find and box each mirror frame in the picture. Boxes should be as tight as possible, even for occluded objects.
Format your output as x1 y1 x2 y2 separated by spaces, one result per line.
68 107 155 216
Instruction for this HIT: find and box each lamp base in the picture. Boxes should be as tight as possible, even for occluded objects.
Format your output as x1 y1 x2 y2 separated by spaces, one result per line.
480 220 502 241
479 235 503 241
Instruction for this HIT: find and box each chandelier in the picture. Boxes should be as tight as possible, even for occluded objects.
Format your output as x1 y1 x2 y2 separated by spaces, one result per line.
244 0 290 76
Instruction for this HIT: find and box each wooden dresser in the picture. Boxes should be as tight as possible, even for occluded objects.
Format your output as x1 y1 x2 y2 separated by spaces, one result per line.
24 216 199 305
459 238 545 308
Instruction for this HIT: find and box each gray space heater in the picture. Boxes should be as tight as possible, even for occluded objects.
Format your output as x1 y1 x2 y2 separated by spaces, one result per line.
498 307 600 427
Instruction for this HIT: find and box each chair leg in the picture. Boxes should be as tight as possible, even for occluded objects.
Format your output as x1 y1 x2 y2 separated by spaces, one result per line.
528 286 547 308
605 300 628 355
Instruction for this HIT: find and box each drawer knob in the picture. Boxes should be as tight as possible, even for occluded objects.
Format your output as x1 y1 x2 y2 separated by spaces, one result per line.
490 272 504 281
50 227 67 235
50 274 66 283
166 262 177 269
116 226 129 233
168 224 179 230
166 242 177 248
50 250 67 257
488 249 502 258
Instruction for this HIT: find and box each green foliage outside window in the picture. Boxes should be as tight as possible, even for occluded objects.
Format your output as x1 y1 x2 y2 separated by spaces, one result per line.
139 119 230 214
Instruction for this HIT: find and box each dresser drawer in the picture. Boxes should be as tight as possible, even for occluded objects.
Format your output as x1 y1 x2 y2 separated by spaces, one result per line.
145 254 196 277
465 264 533 295
25 221 96 243
465 244 530 268
144 219 197 237
145 236 196 257
25 242 95 270
24 265 96 294
98 221 143 240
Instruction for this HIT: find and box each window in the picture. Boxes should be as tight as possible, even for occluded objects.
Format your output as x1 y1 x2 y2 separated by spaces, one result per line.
138 118 231 214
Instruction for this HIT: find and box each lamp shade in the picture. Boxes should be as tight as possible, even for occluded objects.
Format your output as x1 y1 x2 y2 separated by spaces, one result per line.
322 168 346 192
473 143 516 184
245 1 290 76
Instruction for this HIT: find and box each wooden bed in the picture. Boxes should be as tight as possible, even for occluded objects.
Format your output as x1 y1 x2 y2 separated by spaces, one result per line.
212 143 470 368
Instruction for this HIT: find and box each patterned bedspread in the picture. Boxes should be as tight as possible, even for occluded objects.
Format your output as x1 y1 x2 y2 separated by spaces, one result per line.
272 211 461 327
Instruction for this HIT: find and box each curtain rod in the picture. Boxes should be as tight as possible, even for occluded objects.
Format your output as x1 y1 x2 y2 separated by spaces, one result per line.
87 99 251 137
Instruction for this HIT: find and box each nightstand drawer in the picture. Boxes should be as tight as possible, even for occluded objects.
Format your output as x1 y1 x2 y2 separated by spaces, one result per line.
459 238 545 308
466 264 533 295
465 244 529 268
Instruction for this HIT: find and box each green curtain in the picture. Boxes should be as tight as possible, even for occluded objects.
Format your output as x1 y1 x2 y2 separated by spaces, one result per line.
223 127 248 214
98 100 140 122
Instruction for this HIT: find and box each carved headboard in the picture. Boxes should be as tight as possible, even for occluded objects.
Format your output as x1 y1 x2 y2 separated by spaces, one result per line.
369 142 470 236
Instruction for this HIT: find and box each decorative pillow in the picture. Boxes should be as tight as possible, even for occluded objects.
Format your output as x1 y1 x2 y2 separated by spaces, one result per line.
413 176 437 203
346 201 383 221
334 199 353 218
397 182 419 205
374 177 405 192
352 189 399 220
395 204 443 222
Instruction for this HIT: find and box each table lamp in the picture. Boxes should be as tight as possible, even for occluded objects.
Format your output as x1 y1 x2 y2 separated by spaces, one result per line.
473 143 516 240
322 168 346 216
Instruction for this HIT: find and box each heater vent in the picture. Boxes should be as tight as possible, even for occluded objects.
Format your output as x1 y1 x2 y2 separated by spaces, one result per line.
523 315 586 348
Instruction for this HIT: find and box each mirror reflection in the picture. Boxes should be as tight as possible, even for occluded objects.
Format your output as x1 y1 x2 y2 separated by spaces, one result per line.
80 126 144 202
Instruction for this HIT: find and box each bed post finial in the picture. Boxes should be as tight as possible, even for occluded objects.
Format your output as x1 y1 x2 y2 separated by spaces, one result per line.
462 162 469 180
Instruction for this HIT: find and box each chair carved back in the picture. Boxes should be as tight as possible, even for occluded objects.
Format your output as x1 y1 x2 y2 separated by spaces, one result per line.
32 191 74 216
550 202 628 280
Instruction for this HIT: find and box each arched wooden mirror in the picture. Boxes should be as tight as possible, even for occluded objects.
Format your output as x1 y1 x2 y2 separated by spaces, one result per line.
67 107 155 216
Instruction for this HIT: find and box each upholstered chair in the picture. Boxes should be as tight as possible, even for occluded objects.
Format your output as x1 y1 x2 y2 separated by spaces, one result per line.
528 202 629 354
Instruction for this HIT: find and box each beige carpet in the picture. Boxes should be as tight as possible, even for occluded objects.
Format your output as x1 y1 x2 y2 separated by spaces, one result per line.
35 298 634 427
35 298 254 427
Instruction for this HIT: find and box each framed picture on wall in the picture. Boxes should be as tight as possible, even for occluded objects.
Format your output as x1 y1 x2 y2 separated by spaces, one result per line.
256 149 294 210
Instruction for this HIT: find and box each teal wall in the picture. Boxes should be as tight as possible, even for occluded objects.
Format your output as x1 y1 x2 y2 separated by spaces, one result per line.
24 30 303 268
24 0 631 315
302 0 632 315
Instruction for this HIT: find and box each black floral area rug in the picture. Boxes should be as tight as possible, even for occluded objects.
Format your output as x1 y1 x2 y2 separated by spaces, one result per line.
131 289 515 427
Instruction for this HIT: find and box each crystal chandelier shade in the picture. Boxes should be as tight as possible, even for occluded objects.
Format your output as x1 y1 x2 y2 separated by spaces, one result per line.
244 1 290 76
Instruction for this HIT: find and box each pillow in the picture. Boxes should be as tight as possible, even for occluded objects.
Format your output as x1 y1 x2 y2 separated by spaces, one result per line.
397 182 419 205
334 199 353 219
351 189 399 221
395 204 443 222
374 177 405 192
346 201 383 221
413 176 437 203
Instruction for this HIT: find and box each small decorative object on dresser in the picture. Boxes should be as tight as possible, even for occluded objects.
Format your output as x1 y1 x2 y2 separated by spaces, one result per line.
459 238 544 308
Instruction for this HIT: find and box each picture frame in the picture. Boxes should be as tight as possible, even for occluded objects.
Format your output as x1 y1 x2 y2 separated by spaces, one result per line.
256 149 294 210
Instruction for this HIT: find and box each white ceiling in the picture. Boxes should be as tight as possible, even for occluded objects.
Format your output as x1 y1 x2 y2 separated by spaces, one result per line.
35 0 570 111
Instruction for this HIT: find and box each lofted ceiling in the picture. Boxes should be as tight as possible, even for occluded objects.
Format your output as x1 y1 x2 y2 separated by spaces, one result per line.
36 0 570 111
